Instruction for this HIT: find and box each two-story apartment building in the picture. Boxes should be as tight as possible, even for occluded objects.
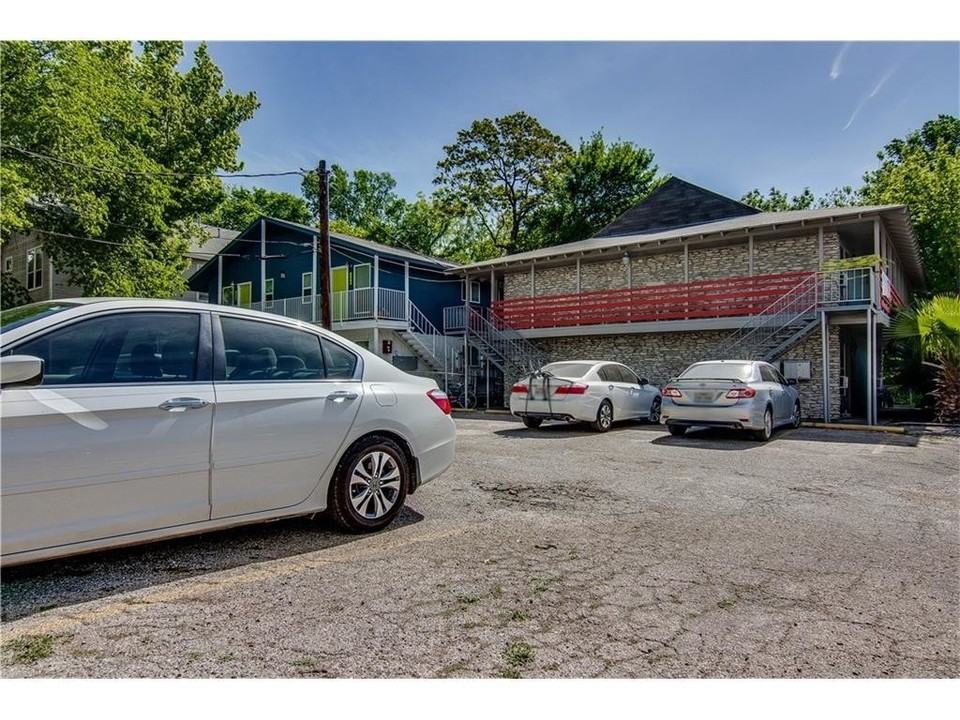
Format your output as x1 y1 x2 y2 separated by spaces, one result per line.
448 178 925 424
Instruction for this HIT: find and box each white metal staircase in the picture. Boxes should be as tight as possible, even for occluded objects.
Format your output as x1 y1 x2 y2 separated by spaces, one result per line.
443 305 549 381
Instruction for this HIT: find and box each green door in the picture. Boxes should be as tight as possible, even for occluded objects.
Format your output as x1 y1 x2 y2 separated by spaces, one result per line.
332 266 348 321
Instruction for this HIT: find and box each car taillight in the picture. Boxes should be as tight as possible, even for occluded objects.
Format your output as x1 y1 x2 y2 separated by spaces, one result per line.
511 383 528 394
555 383 588 395
427 389 452 415
725 387 756 399
662 386 682 398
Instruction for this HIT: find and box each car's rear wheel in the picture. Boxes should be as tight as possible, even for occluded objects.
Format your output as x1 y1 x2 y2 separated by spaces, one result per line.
754 407 773 442
667 424 687 437
522 417 542 429
328 435 408 532
791 400 802 428
592 399 613 433
647 397 662 424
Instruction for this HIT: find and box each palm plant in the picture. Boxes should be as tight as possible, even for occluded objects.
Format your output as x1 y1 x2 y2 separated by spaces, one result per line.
890 294 960 422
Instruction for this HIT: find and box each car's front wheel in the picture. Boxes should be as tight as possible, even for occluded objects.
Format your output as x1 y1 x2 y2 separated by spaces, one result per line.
753 407 774 442
592 399 613 432
328 435 409 532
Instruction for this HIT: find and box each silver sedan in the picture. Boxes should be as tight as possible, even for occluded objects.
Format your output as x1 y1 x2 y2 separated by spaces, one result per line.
660 359 801 441
0 298 456 566
510 360 662 432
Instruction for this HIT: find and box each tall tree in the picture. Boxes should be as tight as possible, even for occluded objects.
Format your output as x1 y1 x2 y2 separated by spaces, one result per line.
0 41 259 298
204 185 311 231
301 164 404 231
434 111 572 256
860 114 960 293
533 130 661 246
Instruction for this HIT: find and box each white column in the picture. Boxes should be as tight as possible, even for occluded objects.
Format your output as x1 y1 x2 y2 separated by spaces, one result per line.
404 261 411 322
373 254 380 319
821 310 830 423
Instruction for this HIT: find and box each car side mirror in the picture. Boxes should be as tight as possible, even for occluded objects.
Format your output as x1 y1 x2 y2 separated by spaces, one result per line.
639 377 648 385
0 355 44 388
786 378 798 386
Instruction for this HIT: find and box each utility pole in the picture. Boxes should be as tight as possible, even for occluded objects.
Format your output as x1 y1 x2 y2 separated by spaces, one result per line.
318 160 332 329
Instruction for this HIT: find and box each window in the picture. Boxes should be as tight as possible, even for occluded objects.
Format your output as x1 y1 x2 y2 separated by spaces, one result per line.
759 365 779 384
10 312 201 385
220 316 358 381
3 256 12 273
222 286 234 305
264 278 275 306
302 272 313 303
26 247 43 290
353 263 371 288
461 279 481 303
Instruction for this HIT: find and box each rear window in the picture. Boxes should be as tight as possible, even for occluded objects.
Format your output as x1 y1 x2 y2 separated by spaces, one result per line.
542 362 593 379
679 362 755 381
1 301 81 333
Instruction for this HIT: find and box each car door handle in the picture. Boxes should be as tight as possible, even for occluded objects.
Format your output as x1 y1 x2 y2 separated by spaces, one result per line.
327 390 358 403
159 397 209 412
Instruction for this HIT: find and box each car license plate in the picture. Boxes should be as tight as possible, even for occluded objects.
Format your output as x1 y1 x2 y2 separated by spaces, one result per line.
694 391 712 402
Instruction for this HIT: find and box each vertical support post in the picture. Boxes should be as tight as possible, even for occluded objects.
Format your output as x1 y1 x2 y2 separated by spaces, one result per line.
821 309 830 423
318 160 332 329
217 255 223 305
373 254 380 320
260 218 266 305
867 308 876 425
404 261 411 323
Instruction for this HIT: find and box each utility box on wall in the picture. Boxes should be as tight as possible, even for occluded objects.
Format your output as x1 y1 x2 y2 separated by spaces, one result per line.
781 359 812 381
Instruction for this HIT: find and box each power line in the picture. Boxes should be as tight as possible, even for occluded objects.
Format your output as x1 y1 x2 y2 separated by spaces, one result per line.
1 144 306 180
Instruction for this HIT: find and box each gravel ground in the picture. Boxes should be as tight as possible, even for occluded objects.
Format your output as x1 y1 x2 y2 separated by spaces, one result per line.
2 415 958 681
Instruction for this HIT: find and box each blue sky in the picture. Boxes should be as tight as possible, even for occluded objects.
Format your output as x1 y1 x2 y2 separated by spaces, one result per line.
195 39 958 205
8 3 959 209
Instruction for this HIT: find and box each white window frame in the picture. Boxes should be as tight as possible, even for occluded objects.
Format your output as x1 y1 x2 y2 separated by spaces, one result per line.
26 247 43 290
353 263 372 289
462 279 480 304
3 256 12 273
264 277 275 307
302 272 313 303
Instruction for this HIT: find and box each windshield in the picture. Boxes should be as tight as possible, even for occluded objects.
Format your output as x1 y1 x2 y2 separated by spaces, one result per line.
1 301 81 334
679 362 755 382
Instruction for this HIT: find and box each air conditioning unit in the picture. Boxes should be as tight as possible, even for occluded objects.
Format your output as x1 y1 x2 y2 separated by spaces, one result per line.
839 375 848 389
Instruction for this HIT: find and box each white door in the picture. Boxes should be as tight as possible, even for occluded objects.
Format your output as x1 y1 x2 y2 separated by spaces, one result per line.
211 315 363 519
0 311 213 556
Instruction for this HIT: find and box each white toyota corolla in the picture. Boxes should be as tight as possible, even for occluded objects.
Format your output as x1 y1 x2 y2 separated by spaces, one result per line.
0 298 456 566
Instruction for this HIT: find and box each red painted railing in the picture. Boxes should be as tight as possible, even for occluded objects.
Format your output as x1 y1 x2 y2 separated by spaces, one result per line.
491 271 817 330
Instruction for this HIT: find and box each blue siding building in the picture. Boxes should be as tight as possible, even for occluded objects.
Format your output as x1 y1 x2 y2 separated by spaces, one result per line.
188 216 508 406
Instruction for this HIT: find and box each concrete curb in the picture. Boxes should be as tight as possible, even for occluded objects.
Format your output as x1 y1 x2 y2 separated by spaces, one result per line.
801 422 906 434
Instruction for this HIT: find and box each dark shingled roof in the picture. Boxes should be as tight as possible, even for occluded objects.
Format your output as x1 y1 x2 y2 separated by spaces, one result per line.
593 177 761 238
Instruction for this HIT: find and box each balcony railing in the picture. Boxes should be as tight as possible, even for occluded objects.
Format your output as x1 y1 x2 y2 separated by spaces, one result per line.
490 269 903 331
245 287 408 324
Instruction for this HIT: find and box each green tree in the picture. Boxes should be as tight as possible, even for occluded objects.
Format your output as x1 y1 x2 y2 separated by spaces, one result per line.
890 294 960 421
861 115 960 293
434 111 572 256
301 165 404 230
0 41 259 297
741 187 816 212
204 185 311 231
532 130 661 246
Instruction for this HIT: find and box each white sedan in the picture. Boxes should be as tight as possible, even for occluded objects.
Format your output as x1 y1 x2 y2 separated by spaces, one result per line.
0 298 456 567
510 360 662 432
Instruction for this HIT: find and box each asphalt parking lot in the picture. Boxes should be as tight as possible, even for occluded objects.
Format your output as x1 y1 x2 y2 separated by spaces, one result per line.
2 415 958 679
